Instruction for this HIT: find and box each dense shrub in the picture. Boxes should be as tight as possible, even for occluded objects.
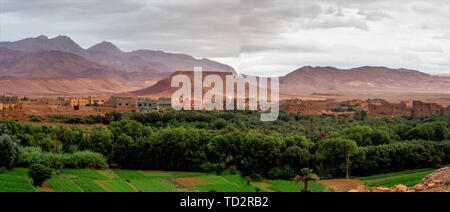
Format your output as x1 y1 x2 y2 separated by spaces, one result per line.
29 116 42 122
28 164 52 187
228 165 238 175
80 127 113 157
55 126 83 153
17 146 108 169
2 113 449 179
267 165 296 179
0 126 18 169
353 140 450 176
201 162 226 175
406 121 449 141
70 151 109 169
251 173 262 181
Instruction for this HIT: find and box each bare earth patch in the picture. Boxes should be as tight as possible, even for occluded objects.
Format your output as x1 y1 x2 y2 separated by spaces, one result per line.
171 177 211 186
319 179 361 192
39 181 54 192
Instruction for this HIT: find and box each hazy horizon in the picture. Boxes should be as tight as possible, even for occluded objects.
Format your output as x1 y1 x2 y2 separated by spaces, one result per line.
1 0 450 76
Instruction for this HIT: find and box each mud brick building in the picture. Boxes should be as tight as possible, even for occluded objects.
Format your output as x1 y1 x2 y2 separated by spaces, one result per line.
158 98 172 109
70 98 89 108
137 97 172 112
102 97 137 113
413 101 446 116
137 98 158 112
368 102 411 117
0 103 20 110
280 99 338 115
89 96 108 105
342 100 369 110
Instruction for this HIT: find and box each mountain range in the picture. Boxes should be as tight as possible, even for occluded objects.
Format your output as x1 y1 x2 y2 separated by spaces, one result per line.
0 35 449 102
280 66 450 95
0 35 236 96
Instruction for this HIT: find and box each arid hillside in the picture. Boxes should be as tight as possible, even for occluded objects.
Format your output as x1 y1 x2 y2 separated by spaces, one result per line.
121 71 236 98
121 67 450 106
0 35 236 96
0 35 236 78
280 66 450 95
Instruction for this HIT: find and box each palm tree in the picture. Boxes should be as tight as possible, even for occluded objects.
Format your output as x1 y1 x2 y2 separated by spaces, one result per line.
294 168 319 192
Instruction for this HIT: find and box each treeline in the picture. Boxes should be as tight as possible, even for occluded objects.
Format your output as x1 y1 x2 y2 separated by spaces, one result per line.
0 122 107 170
49 112 123 125
1 112 449 179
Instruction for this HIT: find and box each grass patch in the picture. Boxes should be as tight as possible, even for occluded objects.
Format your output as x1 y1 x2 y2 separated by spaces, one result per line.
192 175 261 192
141 172 172 178
130 179 177 192
266 180 326 192
169 171 208 178
73 178 107 192
103 180 135 192
359 169 434 181
0 180 36 192
112 169 148 179
0 168 35 192
63 169 109 180
47 176 83 192
364 171 434 187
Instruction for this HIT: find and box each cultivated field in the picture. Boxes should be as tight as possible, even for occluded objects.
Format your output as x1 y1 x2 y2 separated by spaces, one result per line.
358 169 435 188
0 168 324 192
1 167 441 192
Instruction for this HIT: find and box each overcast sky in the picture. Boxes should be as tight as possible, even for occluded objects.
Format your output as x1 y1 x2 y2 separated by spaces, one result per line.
1 0 450 75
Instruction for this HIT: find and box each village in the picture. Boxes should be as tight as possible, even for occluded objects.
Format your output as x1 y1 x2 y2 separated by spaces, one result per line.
0 96 171 121
0 95 449 121
280 98 450 118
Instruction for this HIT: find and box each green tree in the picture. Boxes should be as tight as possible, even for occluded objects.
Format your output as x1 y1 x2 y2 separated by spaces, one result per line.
294 168 319 192
80 127 113 157
28 164 52 187
0 134 18 169
343 126 373 146
112 133 135 167
317 137 358 179
55 126 83 153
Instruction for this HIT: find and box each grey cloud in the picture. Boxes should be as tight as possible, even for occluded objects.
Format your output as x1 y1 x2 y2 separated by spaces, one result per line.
240 43 324 53
303 18 369 31
1 0 450 75
2 0 240 58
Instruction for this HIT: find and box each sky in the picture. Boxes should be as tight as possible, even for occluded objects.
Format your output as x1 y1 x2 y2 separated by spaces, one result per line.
1 0 450 76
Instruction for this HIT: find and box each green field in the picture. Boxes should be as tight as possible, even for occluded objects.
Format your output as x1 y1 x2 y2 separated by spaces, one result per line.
0 169 36 192
0 168 312 192
265 180 326 192
359 169 435 188
102 180 135 192
0 167 439 192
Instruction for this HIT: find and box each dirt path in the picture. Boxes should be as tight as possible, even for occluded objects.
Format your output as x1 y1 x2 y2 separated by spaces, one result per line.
319 179 362 192
125 181 139 192
38 181 55 192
